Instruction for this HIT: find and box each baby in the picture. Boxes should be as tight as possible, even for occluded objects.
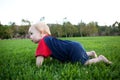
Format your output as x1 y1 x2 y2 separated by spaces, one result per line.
28 22 112 67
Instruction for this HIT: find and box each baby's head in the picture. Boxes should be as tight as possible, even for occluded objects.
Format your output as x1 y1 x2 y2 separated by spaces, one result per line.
28 22 51 43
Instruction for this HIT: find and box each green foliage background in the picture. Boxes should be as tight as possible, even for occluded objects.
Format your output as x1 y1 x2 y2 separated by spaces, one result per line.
0 21 120 39
0 36 120 80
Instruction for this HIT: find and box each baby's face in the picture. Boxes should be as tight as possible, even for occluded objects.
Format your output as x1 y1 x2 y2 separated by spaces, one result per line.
28 26 42 43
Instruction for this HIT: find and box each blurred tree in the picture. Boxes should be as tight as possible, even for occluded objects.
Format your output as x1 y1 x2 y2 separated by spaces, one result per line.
78 21 86 37
50 24 63 37
21 19 31 25
0 25 13 39
86 22 98 36
112 21 120 35
63 22 77 37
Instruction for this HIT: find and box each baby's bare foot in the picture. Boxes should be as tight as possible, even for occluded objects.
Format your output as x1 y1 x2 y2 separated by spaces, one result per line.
99 55 112 64
91 51 97 58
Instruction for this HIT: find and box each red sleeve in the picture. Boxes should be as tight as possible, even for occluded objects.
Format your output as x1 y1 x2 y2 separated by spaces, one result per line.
36 38 51 57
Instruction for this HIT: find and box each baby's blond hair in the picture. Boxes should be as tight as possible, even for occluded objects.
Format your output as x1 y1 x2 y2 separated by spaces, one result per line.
31 22 51 35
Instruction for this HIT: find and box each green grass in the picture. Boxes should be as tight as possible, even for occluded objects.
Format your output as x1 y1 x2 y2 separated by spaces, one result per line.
0 36 120 80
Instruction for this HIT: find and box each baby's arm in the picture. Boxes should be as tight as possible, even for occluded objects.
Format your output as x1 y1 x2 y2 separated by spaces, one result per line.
36 56 44 67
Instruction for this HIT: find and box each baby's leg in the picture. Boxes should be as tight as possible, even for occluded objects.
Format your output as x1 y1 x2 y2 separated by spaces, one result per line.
84 55 112 65
86 51 97 58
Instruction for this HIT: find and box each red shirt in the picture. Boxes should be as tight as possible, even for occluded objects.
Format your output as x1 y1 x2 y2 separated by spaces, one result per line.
36 36 51 57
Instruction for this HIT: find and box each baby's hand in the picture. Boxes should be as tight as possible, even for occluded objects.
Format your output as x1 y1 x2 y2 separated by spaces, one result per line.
36 56 44 67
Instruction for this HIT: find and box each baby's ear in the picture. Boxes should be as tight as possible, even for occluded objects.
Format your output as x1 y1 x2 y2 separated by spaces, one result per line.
39 30 43 34
35 26 43 34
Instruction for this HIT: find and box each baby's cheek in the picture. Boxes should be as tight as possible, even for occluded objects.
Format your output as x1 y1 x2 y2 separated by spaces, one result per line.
37 35 42 39
30 35 33 39
38 37 42 41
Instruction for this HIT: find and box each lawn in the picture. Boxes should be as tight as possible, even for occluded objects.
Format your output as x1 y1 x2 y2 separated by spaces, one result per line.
0 36 120 80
